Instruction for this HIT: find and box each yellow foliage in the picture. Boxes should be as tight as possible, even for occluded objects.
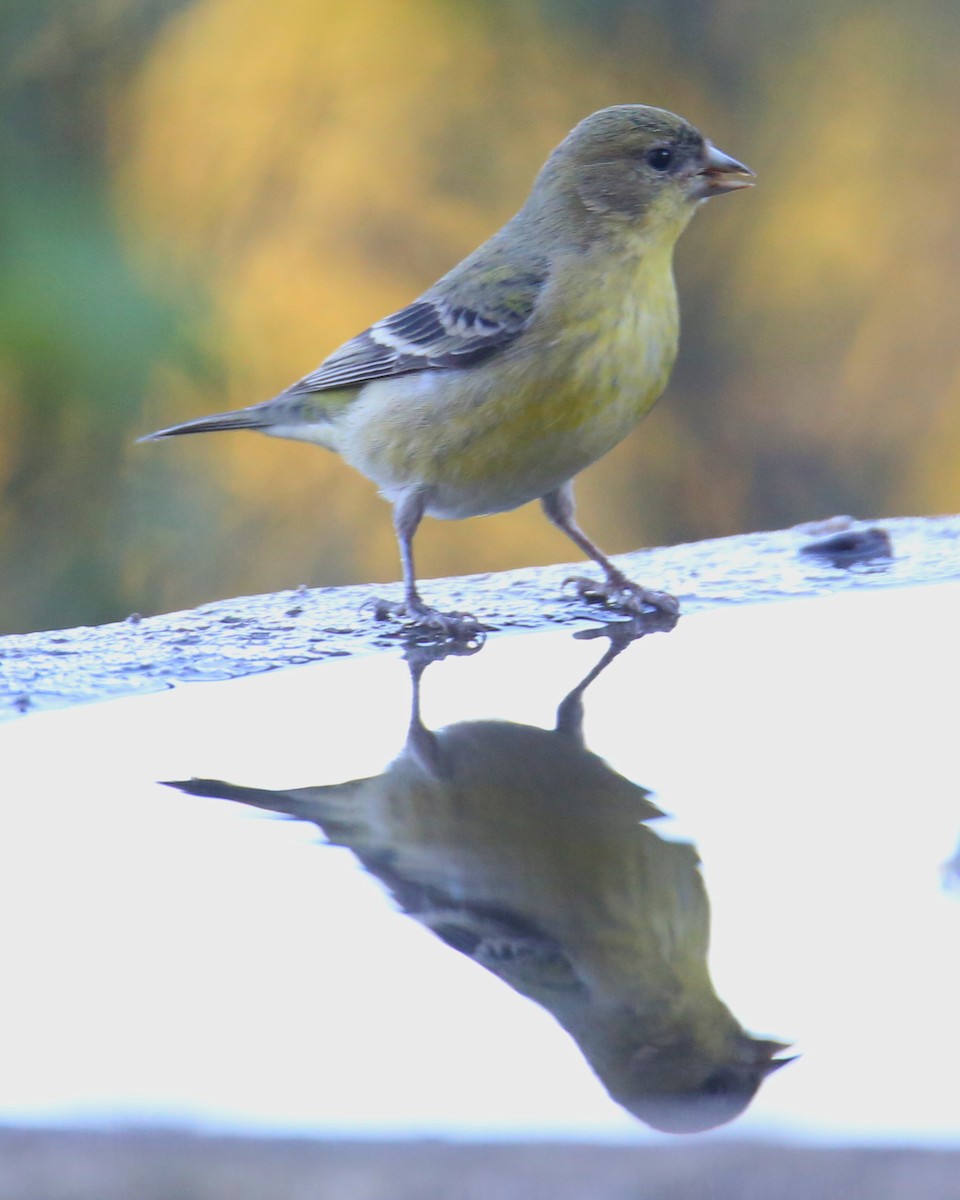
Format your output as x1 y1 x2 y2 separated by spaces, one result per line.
7 1 960 630
111 0 960 610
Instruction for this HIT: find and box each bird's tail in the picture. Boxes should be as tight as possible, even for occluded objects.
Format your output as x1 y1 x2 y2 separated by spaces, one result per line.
137 406 269 442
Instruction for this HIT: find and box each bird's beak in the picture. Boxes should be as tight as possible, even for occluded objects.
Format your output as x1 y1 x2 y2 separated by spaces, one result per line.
689 141 755 199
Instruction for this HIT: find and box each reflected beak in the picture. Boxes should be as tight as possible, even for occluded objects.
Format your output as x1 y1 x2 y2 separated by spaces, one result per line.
755 1039 799 1075
689 141 755 199
763 1054 800 1076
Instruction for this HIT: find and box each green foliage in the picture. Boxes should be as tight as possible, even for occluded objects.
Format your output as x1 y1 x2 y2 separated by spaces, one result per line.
0 0 197 632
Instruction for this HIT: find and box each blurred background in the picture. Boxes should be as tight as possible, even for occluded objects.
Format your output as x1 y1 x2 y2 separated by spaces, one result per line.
2 0 959 635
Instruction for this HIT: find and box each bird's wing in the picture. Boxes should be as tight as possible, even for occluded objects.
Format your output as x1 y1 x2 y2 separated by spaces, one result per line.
280 268 547 397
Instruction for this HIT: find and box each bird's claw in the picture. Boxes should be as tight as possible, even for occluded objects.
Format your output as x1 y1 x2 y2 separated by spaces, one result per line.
564 574 680 628
365 596 486 647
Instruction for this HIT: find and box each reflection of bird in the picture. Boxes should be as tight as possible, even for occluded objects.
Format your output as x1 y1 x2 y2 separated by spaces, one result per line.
142 105 752 634
168 630 791 1133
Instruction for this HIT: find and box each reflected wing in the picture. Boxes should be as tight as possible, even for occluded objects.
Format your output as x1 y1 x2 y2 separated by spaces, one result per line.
281 271 546 397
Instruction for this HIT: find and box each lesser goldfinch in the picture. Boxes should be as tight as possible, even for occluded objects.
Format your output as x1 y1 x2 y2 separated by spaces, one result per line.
142 105 753 632
168 632 793 1133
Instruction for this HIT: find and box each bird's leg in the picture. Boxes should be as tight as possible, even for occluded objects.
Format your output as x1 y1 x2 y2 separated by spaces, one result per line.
541 483 680 618
368 489 483 642
395 487 429 615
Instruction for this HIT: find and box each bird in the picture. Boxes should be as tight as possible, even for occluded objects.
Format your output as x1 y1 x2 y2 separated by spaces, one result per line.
167 629 793 1133
141 105 753 635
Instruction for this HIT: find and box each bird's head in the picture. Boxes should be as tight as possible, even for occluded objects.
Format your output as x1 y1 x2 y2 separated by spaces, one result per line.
530 104 754 238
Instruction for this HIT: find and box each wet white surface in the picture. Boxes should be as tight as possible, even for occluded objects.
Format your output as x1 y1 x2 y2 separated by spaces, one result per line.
1 582 958 1144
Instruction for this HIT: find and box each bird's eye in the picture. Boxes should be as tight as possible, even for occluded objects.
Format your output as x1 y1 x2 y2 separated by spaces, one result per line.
645 146 674 171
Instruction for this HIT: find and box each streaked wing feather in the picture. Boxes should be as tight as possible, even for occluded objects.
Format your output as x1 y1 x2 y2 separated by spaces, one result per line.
281 277 545 398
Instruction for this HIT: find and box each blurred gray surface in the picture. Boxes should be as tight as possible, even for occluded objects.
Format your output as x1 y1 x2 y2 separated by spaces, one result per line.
1 1131 959 1200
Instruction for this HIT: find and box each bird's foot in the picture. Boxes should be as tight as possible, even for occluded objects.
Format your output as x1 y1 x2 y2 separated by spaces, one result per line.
565 573 680 629
366 595 486 646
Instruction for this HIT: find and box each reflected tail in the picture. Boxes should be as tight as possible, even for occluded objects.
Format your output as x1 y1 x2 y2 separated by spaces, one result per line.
163 776 374 843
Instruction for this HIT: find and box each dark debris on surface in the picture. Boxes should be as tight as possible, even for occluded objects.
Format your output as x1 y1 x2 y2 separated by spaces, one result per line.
799 525 894 569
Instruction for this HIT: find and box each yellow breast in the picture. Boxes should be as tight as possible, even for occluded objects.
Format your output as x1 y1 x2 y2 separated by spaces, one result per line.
340 230 682 518
553 236 680 443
